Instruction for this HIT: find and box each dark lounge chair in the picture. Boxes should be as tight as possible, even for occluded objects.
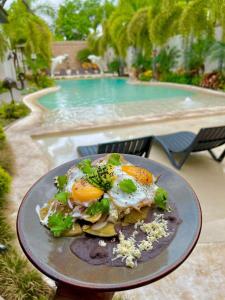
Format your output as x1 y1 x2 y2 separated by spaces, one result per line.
77 137 152 158
152 126 225 169
59 69 66 76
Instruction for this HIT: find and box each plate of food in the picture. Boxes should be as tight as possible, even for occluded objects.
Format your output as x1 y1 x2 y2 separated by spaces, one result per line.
17 154 202 291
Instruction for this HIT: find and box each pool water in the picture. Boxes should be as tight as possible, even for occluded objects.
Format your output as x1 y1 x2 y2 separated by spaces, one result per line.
38 78 194 109
37 78 225 128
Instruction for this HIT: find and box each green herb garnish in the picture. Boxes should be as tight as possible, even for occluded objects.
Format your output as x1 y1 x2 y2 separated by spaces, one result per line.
54 191 70 204
119 179 137 194
78 159 92 175
86 198 110 216
107 153 121 166
78 159 114 191
55 175 68 191
154 187 168 210
48 213 73 237
87 165 113 191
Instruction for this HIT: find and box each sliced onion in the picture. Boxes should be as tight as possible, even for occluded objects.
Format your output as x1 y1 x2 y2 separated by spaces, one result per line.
91 220 107 230
68 199 73 210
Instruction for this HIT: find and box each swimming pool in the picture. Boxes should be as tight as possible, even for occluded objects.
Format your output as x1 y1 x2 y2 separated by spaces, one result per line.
36 78 225 129
38 78 194 109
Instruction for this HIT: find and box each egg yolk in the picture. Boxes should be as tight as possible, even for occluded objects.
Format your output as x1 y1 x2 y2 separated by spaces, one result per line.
71 179 104 203
121 166 153 185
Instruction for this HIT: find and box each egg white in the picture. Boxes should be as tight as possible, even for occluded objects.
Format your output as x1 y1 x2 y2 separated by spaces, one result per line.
66 166 84 193
108 166 157 209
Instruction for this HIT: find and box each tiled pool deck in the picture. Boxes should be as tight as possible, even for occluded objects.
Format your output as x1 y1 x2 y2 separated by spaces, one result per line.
5 84 225 299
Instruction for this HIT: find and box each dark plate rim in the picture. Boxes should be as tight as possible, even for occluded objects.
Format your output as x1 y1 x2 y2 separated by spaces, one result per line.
17 155 202 291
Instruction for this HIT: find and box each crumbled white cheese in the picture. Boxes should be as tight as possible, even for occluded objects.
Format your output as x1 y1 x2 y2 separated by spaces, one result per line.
113 232 141 268
139 220 168 239
113 214 169 268
138 240 153 251
98 240 107 247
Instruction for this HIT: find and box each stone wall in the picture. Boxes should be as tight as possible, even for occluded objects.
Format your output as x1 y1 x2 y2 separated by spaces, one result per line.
52 41 87 72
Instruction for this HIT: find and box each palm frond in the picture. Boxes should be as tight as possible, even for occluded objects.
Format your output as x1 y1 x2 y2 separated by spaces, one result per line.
0 30 8 61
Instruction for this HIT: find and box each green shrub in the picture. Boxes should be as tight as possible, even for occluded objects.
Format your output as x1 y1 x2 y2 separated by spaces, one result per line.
0 125 6 147
0 142 14 175
0 166 11 198
162 72 202 86
108 59 121 74
133 53 152 73
156 47 180 76
36 75 55 89
77 48 92 63
0 102 30 120
139 70 152 81
162 72 192 84
191 75 202 86
0 80 7 94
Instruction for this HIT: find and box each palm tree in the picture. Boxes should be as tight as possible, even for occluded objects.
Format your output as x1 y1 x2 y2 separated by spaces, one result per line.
106 0 152 58
4 0 52 66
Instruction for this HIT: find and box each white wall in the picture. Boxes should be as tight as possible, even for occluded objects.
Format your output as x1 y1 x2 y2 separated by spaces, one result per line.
0 51 16 81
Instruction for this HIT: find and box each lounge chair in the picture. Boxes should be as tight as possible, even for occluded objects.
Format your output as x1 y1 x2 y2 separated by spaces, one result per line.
152 126 225 169
59 69 66 76
77 137 152 158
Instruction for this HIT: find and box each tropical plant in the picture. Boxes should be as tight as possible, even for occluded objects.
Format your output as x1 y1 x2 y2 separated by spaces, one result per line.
0 29 8 61
93 0 225 79
185 38 214 74
132 52 152 74
108 59 121 74
139 70 152 81
0 80 7 94
77 48 92 63
0 166 11 198
22 0 55 18
26 54 55 87
4 0 52 66
0 102 30 120
105 0 151 58
155 46 180 77
209 41 225 72
0 125 6 147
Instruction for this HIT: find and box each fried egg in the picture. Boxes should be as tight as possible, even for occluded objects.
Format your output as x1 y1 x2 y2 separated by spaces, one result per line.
108 165 157 209
71 179 104 204
66 166 103 207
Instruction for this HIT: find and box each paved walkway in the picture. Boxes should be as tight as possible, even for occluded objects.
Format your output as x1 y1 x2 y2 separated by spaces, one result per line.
5 110 225 300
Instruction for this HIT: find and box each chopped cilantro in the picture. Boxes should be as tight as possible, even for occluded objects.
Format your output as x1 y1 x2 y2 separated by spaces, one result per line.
119 179 137 194
54 191 70 204
86 165 113 191
78 159 92 174
48 213 73 237
154 187 168 210
86 198 110 216
78 159 114 191
55 175 68 191
107 153 121 166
